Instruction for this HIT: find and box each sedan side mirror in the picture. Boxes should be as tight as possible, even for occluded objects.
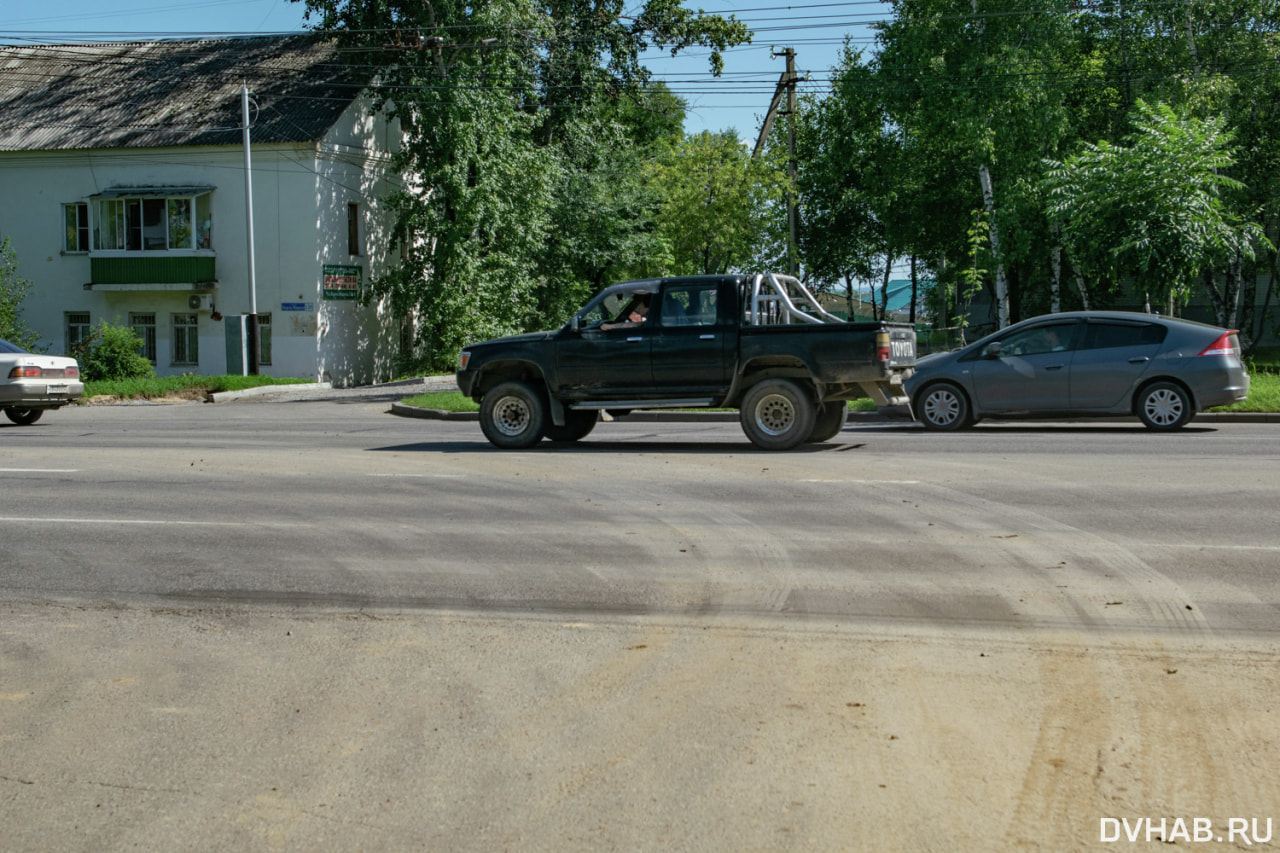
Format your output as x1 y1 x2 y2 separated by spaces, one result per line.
982 341 1003 359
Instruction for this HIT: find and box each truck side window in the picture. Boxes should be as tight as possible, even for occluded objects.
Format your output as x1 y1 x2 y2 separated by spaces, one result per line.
661 285 718 327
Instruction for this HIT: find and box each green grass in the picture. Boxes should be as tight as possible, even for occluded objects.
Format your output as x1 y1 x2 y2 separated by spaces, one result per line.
83 374 313 400
401 391 480 412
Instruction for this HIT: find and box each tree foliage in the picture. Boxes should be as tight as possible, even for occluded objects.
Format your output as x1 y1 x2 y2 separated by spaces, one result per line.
295 0 749 370
0 238 40 351
647 131 790 276
1043 100 1269 309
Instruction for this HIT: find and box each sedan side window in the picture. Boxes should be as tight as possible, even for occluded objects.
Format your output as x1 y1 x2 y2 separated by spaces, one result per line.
999 323 1077 357
1079 322 1166 350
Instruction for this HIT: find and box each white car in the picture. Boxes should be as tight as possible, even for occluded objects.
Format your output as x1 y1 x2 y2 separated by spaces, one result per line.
1 338 84 425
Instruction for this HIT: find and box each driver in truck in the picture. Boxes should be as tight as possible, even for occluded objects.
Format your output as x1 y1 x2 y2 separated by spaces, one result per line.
601 293 650 330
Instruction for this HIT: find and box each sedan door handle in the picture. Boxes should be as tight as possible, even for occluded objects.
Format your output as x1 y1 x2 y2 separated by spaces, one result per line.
1045 364 1066 371
626 336 643 343
1129 356 1150 364
699 334 716 341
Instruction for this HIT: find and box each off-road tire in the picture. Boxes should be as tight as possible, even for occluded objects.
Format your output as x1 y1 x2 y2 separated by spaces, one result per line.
739 379 817 451
479 381 548 448
544 409 598 443
807 402 849 443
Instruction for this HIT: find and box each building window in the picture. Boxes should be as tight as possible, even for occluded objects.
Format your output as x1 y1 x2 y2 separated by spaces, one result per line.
66 312 91 353
130 313 157 363
347 203 362 256
63 204 89 252
93 192 211 252
173 314 198 366
257 313 272 366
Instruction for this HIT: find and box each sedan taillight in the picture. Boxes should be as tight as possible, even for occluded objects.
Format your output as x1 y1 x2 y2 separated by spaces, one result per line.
1198 332 1241 358
65 366 79 379
8 365 42 378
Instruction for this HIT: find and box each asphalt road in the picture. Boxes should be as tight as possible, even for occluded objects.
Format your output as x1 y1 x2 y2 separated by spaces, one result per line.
2 395 1278 851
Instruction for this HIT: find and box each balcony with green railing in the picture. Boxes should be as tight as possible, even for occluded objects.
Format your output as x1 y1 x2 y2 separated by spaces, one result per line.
90 256 216 287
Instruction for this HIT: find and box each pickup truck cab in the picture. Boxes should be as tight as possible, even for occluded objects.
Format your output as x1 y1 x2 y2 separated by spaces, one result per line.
457 273 916 450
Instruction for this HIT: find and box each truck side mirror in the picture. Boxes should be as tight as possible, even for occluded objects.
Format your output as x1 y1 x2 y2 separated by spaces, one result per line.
571 315 581 333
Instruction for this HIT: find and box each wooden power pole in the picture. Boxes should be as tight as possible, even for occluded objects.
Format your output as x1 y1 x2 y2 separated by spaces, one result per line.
752 48 801 278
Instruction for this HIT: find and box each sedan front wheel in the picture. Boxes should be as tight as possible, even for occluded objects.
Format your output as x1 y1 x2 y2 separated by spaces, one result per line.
917 382 972 431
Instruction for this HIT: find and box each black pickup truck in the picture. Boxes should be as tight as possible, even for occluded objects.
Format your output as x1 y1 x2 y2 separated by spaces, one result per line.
456 273 917 450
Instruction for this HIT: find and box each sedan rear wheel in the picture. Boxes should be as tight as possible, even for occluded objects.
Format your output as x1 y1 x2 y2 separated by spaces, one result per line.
1137 381 1192 430
917 382 971 431
4 407 43 425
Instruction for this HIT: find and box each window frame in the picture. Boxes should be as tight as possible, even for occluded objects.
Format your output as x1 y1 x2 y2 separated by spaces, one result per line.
130 312 157 364
257 313 272 366
65 312 91 352
63 203 90 253
347 202 362 256
91 191 213 255
172 313 199 367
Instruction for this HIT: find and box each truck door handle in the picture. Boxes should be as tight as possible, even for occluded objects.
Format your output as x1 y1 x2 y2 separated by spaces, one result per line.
699 334 716 340
626 336 643 342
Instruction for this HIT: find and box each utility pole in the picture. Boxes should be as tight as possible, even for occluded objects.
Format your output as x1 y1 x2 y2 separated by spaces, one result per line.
241 82 260 375
752 48 801 278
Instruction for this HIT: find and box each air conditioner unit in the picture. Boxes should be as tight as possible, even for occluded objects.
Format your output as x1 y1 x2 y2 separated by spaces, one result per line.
187 294 213 311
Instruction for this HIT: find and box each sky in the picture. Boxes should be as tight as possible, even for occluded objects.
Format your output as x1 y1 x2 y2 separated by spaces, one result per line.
0 0 889 139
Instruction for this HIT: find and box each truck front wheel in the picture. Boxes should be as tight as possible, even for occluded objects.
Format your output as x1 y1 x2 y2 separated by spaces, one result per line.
740 379 816 450
479 381 547 448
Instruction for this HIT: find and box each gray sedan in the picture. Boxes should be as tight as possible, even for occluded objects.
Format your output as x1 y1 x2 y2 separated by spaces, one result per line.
906 311 1250 430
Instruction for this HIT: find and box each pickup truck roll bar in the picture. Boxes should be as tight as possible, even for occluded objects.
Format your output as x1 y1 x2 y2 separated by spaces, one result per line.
746 273 847 326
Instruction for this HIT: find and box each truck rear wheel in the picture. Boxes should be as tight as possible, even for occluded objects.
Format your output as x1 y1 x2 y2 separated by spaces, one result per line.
544 409 598 443
807 402 848 443
740 379 816 450
479 381 547 448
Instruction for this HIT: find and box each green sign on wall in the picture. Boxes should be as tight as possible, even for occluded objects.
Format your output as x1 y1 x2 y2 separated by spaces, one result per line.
322 264 362 300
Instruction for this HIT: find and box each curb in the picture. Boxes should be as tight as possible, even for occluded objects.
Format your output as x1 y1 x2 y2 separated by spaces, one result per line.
209 382 332 403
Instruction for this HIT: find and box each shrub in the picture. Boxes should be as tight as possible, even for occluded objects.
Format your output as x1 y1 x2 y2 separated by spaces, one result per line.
72 321 155 382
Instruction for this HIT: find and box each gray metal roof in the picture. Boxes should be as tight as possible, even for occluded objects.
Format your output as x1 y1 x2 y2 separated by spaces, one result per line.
0 36 373 152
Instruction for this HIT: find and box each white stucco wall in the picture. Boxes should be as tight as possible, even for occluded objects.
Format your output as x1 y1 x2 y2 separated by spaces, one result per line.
0 95 402 385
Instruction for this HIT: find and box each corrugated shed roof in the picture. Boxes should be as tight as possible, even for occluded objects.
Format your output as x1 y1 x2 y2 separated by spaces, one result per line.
0 35 372 152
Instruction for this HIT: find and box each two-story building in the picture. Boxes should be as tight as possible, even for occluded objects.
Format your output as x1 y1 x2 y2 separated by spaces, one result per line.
0 35 406 385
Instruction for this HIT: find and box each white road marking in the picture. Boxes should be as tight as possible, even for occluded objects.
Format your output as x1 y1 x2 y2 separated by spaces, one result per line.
0 468 79 473
799 478 921 484
0 517 240 526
